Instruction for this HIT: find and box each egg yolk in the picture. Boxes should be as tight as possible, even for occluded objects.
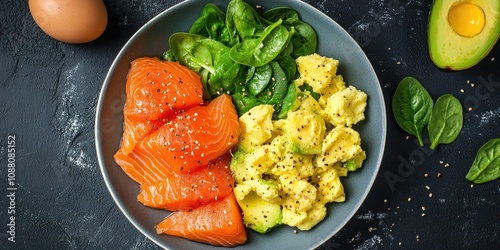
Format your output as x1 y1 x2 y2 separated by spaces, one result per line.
448 2 485 37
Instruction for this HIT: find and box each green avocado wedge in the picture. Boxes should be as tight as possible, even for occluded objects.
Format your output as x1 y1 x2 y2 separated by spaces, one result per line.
428 0 500 71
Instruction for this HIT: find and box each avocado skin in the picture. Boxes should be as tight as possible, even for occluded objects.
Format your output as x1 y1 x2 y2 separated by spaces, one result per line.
428 0 500 71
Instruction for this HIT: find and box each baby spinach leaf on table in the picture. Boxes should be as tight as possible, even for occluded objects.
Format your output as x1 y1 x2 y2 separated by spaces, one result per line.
246 64 272 95
392 76 434 146
427 94 463 149
189 3 230 45
230 19 290 67
466 138 500 184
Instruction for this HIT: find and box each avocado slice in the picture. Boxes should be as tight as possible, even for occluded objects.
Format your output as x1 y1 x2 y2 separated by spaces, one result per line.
237 188 282 234
428 0 500 70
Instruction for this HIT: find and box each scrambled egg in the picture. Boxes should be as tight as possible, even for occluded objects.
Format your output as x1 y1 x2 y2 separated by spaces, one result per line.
231 53 367 232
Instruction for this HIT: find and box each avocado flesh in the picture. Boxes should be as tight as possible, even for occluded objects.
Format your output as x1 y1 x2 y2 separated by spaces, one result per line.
238 191 282 234
428 0 500 70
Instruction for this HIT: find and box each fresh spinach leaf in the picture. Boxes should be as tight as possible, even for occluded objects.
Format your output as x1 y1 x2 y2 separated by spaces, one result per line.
286 19 317 58
258 61 288 106
199 39 245 96
263 7 300 21
392 76 434 146
169 33 244 98
189 3 230 45
226 0 265 45
277 81 297 119
168 0 318 118
162 49 176 61
229 19 290 67
428 94 463 149
246 64 272 95
169 33 212 73
466 138 500 184
199 69 212 100
298 83 320 101
275 54 297 82
244 66 256 84
232 92 262 116
263 7 317 58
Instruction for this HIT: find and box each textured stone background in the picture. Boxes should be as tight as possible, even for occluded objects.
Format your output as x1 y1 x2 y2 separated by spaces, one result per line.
1 0 499 249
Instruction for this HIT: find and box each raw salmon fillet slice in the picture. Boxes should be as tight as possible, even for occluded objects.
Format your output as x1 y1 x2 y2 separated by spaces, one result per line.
137 153 235 211
119 57 203 154
124 57 203 122
156 193 247 247
113 57 246 247
118 117 163 155
114 146 172 185
136 94 239 174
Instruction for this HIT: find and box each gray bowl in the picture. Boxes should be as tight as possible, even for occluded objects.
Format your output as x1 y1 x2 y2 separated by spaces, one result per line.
95 0 387 249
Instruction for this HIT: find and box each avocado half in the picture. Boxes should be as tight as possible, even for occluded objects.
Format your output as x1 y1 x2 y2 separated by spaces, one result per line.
428 0 500 70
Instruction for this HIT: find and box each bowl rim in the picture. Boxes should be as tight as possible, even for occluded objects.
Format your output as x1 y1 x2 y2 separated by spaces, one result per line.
95 0 387 249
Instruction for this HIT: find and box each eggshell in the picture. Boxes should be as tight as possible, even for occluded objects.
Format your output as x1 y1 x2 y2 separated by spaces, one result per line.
28 0 108 43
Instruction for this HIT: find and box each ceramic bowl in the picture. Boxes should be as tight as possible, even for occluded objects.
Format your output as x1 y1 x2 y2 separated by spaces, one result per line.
95 0 387 249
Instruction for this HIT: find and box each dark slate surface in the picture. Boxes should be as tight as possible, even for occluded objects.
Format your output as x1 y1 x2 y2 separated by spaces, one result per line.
1 0 499 249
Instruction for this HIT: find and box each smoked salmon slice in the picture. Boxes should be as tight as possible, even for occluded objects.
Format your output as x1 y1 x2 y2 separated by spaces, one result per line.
137 153 235 211
156 193 247 247
119 57 203 154
135 94 239 174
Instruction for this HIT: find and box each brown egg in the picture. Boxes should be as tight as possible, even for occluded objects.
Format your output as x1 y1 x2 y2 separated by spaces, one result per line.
28 0 108 44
